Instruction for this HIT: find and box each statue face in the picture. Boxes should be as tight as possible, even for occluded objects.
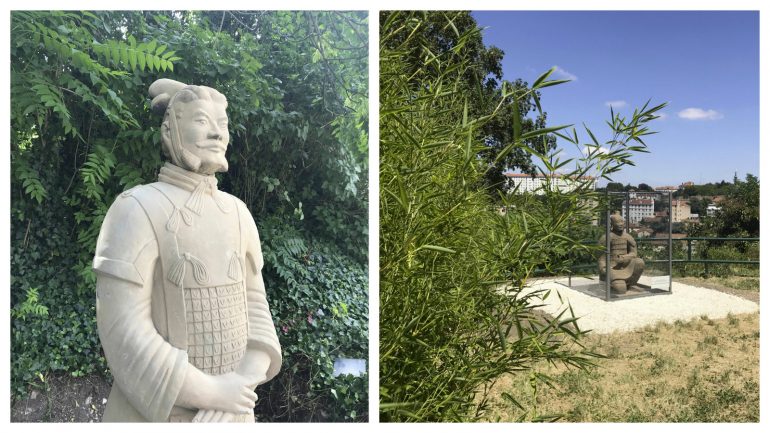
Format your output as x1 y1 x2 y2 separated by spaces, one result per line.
610 215 624 230
176 98 229 174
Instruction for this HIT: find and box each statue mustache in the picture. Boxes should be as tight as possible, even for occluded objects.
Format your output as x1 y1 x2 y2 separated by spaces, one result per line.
196 139 227 150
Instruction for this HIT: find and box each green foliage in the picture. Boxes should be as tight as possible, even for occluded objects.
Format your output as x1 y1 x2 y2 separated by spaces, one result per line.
380 11 559 197
258 221 368 421
92 36 181 73
11 11 367 421
11 288 49 320
713 174 759 238
11 190 107 396
685 174 759 242
380 11 663 422
676 180 734 198
13 152 48 204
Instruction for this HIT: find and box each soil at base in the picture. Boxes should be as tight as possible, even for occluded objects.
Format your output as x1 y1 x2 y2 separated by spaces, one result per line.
11 373 111 422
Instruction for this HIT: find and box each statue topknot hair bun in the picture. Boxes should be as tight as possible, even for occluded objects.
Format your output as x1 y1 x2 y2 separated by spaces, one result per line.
148 78 187 115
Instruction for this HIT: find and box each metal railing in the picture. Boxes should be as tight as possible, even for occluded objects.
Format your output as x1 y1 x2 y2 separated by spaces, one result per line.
560 237 759 269
537 236 759 276
637 237 759 265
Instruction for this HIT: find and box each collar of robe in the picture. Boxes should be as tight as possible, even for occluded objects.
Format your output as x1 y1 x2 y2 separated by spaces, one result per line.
158 162 231 215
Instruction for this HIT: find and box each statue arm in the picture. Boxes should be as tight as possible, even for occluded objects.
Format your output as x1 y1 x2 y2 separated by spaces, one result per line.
237 262 281 384
622 235 638 262
96 274 190 421
239 205 282 384
98 274 257 418
94 196 189 421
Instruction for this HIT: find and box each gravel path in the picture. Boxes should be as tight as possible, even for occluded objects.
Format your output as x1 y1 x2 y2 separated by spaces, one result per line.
518 276 759 334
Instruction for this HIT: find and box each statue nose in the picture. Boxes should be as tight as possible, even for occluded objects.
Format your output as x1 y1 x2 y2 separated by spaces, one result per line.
208 124 223 140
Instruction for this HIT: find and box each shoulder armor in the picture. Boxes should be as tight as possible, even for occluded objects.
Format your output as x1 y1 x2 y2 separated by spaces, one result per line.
92 187 157 286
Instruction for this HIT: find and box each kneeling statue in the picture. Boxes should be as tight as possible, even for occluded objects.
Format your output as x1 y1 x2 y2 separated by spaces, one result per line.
598 212 645 293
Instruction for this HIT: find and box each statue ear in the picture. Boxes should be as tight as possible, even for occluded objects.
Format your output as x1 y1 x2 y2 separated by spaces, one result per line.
160 121 174 161
161 121 171 145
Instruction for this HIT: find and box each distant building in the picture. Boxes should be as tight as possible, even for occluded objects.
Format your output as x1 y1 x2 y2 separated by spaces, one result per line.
655 186 678 194
679 181 694 189
621 199 654 224
684 213 700 223
632 226 654 238
628 191 658 201
706 204 721 217
671 199 691 223
504 173 596 195
652 232 688 240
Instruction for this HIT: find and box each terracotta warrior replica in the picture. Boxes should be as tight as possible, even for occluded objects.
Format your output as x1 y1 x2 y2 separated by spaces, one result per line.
93 79 281 422
598 212 645 293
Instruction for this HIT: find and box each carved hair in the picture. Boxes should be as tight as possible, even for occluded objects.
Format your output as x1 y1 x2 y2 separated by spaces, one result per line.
148 79 228 171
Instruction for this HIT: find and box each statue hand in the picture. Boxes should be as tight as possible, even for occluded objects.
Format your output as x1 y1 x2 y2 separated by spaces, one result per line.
200 371 258 414
192 409 238 423
235 349 271 388
622 254 632 265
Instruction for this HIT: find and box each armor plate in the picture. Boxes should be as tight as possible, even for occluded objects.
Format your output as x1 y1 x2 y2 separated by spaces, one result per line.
184 282 248 375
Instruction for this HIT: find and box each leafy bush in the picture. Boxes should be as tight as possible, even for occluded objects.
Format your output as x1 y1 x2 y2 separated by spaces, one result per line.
256 220 369 421
379 11 663 422
11 11 368 421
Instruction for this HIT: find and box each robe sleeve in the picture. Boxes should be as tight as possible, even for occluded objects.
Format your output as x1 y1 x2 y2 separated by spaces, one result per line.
238 201 283 381
94 191 189 421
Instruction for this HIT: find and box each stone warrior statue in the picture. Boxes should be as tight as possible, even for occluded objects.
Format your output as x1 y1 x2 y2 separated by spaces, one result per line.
598 212 645 293
93 79 281 422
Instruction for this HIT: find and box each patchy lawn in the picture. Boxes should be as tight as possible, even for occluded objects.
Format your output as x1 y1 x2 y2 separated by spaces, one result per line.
675 276 759 302
482 312 759 422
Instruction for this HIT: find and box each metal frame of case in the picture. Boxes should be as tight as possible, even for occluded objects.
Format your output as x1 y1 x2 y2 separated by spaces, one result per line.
564 190 673 301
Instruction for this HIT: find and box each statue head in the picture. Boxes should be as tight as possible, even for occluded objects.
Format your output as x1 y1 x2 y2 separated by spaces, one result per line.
610 212 624 232
149 79 229 175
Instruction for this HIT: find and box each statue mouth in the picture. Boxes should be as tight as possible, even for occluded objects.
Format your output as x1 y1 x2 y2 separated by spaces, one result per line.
196 141 227 152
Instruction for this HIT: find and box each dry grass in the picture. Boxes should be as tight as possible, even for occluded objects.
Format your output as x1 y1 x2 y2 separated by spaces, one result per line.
675 276 759 303
481 312 759 422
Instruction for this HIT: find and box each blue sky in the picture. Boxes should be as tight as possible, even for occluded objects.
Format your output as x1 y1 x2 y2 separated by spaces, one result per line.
473 11 759 187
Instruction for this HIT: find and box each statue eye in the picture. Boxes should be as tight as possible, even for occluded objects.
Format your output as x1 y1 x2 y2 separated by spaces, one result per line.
196 118 208 126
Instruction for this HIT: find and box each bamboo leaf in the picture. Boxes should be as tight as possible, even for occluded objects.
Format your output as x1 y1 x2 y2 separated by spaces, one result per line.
418 245 456 254
532 66 555 89
521 124 572 140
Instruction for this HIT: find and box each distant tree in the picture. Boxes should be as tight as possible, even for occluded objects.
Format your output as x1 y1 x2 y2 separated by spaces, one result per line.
637 183 653 191
714 174 759 237
686 174 758 238
641 217 668 235
677 180 735 198
688 197 711 216
606 182 624 192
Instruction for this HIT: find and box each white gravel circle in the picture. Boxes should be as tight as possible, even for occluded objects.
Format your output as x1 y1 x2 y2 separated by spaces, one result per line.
517 277 759 334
